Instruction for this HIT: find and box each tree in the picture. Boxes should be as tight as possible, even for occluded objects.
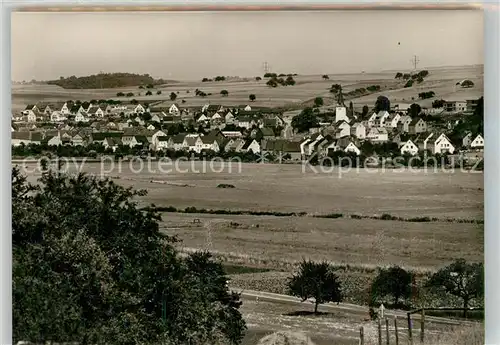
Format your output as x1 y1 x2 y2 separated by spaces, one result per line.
348 101 354 117
402 73 411 80
426 259 484 316
116 92 125 97
12 167 246 345
202 78 209 82
374 96 390 113
408 103 422 117
156 90 162 95
322 74 329 80
404 80 413 88
126 92 134 97
395 72 403 79
370 266 412 307
169 92 177 101
418 70 429 78
288 260 342 314
255 76 262 81
329 84 341 93
362 105 369 119
314 97 323 107
432 99 445 108
461 80 475 88
220 90 229 97
266 79 278 88
145 90 153 96
291 107 319 133
285 76 296 86
249 94 256 102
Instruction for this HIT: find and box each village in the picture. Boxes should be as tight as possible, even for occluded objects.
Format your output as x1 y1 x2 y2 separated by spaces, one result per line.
11 87 484 165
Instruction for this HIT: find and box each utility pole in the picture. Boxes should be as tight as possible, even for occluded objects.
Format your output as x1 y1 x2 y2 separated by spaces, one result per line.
262 61 270 74
410 55 420 71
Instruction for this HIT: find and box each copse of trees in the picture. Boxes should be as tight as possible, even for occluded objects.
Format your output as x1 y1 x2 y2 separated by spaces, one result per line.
418 91 435 99
263 73 277 78
395 72 403 79
12 167 246 345
145 90 153 96
220 90 229 97
404 80 414 88
170 92 177 101
322 74 329 80
366 85 381 92
291 107 319 133
432 99 445 108
48 73 166 89
288 260 342 314
329 84 342 93
255 76 262 81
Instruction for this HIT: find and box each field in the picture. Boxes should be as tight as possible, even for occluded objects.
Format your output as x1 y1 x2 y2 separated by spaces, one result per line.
11 64 483 113
16 160 484 344
19 161 483 271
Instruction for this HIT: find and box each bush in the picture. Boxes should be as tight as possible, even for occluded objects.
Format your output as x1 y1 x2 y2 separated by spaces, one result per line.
217 183 235 189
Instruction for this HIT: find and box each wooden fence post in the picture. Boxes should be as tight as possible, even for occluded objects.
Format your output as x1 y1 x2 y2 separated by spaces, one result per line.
359 326 364 345
385 318 390 345
378 318 382 345
394 316 399 345
420 309 425 344
407 312 413 345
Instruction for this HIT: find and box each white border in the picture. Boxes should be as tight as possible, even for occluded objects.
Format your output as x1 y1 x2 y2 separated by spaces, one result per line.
1 2 496 345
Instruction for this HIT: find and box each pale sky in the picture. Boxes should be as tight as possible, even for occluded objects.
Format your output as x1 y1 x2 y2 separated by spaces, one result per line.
11 10 483 82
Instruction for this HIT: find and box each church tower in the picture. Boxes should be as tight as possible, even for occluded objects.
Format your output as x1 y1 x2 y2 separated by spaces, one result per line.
335 85 349 123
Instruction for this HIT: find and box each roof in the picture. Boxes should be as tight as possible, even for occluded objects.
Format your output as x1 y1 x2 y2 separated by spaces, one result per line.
91 132 123 141
134 135 149 144
157 136 170 142
260 128 275 137
12 131 42 142
409 117 425 126
171 134 186 144
104 137 122 146
24 104 36 110
184 136 200 146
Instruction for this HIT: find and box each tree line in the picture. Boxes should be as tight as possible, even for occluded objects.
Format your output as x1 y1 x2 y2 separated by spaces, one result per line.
289 259 483 316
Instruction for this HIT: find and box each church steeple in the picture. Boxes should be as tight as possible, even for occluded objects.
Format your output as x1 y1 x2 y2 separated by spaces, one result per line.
337 86 345 107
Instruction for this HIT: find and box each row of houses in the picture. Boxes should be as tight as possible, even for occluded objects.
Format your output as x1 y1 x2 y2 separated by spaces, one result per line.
299 131 484 158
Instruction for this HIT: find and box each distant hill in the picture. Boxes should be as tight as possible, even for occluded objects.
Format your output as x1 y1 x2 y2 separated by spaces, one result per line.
46 73 167 89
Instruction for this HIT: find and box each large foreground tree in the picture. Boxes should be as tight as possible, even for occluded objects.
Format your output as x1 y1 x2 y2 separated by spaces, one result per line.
12 166 245 345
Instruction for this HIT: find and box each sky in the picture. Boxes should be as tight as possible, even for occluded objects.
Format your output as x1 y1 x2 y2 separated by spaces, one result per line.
11 10 483 82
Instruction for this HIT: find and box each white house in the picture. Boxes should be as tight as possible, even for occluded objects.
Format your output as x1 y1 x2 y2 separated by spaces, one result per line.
385 113 401 128
366 127 388 143
244 105 252 112
400 140 419 156
470 134 484 149
377 111 391 127
75 112 89 123
169 103 180 115
156 136 170 151
462 132 473 148
350 122 366 139
424 133 455 154
344 142 361 155
225 111 235 124
335 106 349 123
335 121 351 139
50 111 63 122
242 139 260 154
197 114 209 123
88 106 105 118
367 112 378 128
200 136 220 152
397 116 413 133
25 110 37 123
183 135 204 153
211 112 223 121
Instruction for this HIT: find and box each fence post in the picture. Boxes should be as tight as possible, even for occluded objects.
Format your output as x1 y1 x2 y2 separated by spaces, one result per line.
359 326 364 345
378 318 382 345
407 312 413 345
394 316 399 345
420 309 425 344
386 318 390 345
